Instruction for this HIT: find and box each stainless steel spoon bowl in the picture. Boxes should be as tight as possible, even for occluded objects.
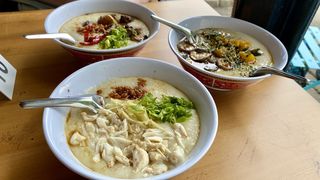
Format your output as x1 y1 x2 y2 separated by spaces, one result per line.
19 95 105 113
24 33 77 44
250 66 309 86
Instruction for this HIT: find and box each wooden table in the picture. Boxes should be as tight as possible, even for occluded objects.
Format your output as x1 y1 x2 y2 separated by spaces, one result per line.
1 0 320 179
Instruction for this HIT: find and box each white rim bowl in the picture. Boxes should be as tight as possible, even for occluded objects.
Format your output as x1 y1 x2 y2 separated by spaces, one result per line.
44 0 160 54
43 57 218 180
168 16 288 82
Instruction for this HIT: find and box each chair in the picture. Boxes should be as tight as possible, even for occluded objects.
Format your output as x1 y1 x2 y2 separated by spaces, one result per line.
287 26 320 90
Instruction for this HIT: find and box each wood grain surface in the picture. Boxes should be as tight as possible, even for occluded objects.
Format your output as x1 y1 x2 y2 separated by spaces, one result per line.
0 0 320 179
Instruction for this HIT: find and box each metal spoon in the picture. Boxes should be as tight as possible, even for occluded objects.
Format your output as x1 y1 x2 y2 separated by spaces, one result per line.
19 95 105 113
151 14 197 44
23 33 77 44
250 66 309 86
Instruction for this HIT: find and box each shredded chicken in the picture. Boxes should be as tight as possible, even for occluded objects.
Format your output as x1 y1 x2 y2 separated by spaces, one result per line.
69 132 86 146
69 97 192 176
133 146 149 171
173 123 188 138
81 112 98 121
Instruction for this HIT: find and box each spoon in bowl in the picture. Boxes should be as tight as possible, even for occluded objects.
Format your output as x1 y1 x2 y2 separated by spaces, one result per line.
151 14 197 45
24 33 77 44
19 95 105 114
250 66 309 86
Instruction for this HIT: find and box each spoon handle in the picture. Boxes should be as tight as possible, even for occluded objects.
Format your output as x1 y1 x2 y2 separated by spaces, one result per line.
20 98 84 108
151 14 195 43
24 33 76 44
257 67 309 86
20 95 103 113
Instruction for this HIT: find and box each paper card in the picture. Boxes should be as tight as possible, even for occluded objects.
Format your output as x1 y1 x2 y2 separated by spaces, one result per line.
0 55 16 100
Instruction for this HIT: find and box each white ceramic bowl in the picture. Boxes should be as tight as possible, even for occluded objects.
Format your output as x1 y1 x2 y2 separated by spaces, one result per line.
45 0 160 62
43 57 218 179
168 16 288 91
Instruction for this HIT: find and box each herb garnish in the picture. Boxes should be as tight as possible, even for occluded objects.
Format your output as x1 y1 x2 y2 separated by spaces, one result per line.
99 26 129 49
138 93 194 124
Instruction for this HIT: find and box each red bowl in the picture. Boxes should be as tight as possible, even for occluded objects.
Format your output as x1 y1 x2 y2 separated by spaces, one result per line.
168 16 288 91
179 61 256 91
64 45 144 64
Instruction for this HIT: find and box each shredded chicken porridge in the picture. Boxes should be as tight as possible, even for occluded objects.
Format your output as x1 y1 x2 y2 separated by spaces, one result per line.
65 77 200 178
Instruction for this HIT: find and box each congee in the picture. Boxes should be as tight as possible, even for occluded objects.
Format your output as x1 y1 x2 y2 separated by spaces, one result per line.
65 77 200 178
177 28 273 77
59 12 149 49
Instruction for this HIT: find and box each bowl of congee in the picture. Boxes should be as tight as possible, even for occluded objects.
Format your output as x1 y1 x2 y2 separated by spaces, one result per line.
42 57 218 179
168 16 288 91
44 0 159 62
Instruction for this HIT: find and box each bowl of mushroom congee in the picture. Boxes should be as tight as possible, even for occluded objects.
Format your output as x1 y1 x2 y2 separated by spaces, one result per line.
168 16 288 91
43 57 218 179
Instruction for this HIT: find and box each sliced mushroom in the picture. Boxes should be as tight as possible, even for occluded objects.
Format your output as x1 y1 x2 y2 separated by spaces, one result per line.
177 41 196 52
250 48 264 56
97 15 114 26
189 50 211 62
216 59 233 70
119 15 132 24
124 25 134 35
128 28 145 42
131 34 145 42
124 25 148 42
